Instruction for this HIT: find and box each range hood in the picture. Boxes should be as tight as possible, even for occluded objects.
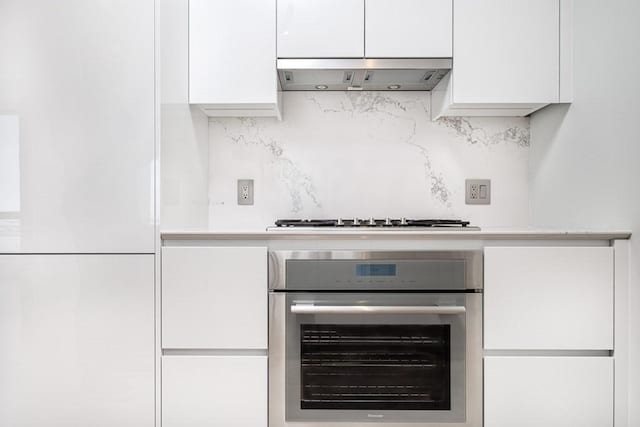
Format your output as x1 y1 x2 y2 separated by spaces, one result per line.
277 58 452 91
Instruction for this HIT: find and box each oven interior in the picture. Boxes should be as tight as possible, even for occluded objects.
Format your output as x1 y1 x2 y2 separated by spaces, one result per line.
300 323 451 411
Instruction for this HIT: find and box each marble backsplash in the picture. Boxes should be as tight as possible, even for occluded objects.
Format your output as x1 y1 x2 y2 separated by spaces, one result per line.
208 91 530 229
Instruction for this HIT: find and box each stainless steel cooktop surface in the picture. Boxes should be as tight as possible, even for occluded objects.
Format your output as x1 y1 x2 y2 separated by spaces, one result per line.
268 218 480 231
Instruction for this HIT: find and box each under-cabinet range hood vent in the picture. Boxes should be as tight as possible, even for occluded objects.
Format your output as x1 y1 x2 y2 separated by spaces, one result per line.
277 58 452 91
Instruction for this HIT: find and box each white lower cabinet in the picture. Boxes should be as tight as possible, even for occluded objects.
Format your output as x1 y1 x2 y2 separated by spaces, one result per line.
0 255 154 427
162 246 267 349
484 357 614 427
162 355 267 427
162 247 268 426
484 247 614 350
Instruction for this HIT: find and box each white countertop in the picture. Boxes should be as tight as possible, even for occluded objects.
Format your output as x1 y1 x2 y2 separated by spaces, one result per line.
161 228 631 241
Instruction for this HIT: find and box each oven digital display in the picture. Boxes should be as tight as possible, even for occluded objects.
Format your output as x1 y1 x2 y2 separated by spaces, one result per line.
355 263 397 276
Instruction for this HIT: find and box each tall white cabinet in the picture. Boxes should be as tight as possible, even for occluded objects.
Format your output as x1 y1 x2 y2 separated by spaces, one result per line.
0 0 155 253
0 255 155 427
0 1 156 426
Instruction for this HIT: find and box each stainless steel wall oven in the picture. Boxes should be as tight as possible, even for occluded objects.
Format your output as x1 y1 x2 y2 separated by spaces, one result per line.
269 251 483 427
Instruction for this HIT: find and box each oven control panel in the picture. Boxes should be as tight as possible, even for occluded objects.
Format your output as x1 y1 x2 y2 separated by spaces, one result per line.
285 259 466 290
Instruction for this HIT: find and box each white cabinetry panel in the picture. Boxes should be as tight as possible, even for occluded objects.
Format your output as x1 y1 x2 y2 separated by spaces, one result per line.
484 247 613 350
0 255 154 427
485 357 613 427
453 0 559 104
189 0 280 117
277 0 364 58
0 0 154 253
365 0 452 58
162 356 267 427
432 0 567 118
162 246 268 349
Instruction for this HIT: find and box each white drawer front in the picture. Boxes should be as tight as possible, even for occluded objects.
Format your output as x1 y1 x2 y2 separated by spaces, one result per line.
485 246 613 350
162 246 267 349
485 357 613 427
162 355 267 427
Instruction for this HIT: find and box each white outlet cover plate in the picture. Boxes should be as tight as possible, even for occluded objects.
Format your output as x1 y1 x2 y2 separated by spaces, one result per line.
237 179 254 205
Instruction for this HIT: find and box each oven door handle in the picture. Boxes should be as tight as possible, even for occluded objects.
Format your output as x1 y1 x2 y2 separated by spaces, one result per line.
290 305 466 315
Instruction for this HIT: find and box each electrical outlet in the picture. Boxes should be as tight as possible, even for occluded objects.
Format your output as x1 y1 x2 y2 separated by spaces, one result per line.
237 179 254 205
465 179 491 205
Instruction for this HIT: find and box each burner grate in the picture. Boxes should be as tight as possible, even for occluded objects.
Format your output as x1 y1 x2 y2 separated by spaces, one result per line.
274 219 472 228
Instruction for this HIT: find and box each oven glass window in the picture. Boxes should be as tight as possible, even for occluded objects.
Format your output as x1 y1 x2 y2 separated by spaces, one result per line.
300 324 451 410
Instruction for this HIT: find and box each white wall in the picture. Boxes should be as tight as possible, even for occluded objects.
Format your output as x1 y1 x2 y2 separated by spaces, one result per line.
208 91 530 229
160 0 210 230
529 1 640 424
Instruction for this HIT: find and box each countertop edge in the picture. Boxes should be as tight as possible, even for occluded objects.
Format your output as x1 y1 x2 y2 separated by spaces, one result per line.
160 230 632 241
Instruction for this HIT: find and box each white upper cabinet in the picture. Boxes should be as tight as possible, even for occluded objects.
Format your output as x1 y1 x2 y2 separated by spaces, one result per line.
484 247 614 350
432 0 572 118
162 247 268 349
454 0 559 104
277 0 365 58
189 0 280 117
277 0 452 58
0 0 155 253
365 0 452 58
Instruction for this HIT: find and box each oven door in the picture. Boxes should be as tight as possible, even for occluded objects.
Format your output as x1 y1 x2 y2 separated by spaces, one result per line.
269 292 482 427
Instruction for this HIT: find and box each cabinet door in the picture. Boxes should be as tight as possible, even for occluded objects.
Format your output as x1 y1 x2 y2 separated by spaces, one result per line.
484 247 613 350
277 0 364 58
453 0 559 104
485 357 613 427
189 0 277 106
365 0 452 58
162 246 267 349
0 0 154 253
0 255 154 427
162 355 267 427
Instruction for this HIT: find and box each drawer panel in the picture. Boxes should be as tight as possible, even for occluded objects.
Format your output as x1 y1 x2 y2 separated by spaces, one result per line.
484 247 613 350
162 247 267 349
485 356 613 427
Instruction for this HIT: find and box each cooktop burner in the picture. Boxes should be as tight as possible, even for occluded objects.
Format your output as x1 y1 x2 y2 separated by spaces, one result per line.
272 218 478 230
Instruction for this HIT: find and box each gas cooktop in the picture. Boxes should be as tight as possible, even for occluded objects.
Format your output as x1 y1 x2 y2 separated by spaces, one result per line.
269 218 480 231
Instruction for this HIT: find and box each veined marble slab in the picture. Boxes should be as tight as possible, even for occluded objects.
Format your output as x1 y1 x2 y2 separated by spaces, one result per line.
207 91 530 230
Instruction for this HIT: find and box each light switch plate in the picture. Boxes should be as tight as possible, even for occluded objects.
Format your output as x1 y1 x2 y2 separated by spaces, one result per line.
466 179 491 205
